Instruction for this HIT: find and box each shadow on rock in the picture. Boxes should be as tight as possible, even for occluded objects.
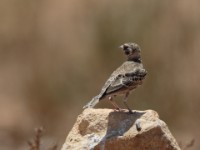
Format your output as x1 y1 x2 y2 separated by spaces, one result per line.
97 110 145 150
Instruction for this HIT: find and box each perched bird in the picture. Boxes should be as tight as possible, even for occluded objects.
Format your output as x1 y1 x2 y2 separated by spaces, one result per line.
83 43 147 113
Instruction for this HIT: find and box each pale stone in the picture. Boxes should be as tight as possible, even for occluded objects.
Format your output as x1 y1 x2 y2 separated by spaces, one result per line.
61 108 180 150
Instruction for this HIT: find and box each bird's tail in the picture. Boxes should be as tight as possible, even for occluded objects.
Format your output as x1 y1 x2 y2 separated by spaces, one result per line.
83 95 100 109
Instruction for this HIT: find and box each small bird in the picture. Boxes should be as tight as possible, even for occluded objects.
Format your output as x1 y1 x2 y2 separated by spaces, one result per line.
83 43 147 113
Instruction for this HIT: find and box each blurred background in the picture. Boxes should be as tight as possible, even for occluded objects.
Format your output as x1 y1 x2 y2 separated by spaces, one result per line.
0 0 200 149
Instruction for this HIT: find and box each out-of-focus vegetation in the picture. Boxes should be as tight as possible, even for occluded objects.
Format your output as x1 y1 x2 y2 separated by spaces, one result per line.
0 0 199 149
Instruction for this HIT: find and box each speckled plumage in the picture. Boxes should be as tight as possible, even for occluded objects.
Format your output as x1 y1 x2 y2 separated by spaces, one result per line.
83 43 147 113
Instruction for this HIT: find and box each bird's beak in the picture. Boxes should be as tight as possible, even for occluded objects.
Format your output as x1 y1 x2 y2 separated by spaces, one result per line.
119 45 123 49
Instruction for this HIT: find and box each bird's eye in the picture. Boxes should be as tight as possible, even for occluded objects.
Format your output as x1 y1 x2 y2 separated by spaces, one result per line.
123 45 128 50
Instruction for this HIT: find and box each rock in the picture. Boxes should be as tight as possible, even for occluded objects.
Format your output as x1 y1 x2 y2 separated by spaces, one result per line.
61 108 180 150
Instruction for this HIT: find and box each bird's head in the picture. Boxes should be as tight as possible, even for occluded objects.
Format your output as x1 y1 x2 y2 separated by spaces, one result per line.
119 43 141 61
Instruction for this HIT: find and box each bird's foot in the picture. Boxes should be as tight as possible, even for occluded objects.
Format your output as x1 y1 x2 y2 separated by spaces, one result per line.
114 107 122 112
128 109 135 114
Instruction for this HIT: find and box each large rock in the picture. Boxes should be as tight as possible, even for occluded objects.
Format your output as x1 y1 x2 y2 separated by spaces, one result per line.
61 108 180 150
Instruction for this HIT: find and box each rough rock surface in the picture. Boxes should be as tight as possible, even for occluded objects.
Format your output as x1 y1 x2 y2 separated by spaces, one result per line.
61 108 180 150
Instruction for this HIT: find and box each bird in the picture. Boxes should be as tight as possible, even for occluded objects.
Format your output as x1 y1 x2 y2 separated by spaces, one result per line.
83 43 147 113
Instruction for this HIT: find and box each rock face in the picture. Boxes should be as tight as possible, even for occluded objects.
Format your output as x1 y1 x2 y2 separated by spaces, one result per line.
61 108 180 150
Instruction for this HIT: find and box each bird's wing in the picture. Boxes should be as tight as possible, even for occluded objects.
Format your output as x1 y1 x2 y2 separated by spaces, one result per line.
97 74 116 99
104 68 147 95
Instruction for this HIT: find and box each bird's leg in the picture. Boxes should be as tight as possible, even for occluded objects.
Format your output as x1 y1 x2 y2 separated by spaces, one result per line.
123 92 133 114
108 96 121 111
